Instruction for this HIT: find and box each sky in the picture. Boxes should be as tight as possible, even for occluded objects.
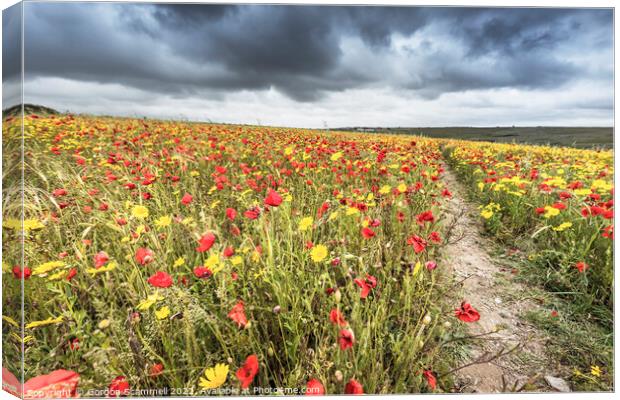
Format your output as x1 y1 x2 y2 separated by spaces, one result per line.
2 3 614 128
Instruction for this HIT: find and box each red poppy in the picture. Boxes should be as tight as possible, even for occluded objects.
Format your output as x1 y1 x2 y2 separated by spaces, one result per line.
69 338 80 351
135 248 154 265
407 235 427 253
317 202 330 219
228 301 248 328
353 274 377 299
193 266 213 279
575 261 588 273
428 231 441 243
244 207 261 220
361 227 375 239
365 274 378 288
108 376 130 397
181 193 193 205
338 329 355 350
52 188 68 197
353 278 371 299
305 379 325 395
551 202 566 210
223 246 235 258
416 210 435 225
423 370 437 390
66 268 77 281
589 193 602 201
329 309 347 326
590 206 605 216
148 363 164 377
23 369 80 398
236 354 259 389
264 189 283 207
12 266 31 280
196 233 216 252
226 207 237 221
568 180 584 189
94 251 109 268
602 225 614 239
344 379 363 394
454 301 480 322
147 271 173 288
558 191 572 200
425 261 437 271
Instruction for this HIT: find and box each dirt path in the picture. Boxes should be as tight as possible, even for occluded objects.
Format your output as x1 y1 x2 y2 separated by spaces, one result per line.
441 166 562 393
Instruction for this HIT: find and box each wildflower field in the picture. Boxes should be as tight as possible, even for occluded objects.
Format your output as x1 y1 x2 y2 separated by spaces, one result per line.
445 142 614 311
1 113 613 396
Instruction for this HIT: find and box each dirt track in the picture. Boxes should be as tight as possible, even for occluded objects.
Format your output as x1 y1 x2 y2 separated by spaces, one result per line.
442 166 559 393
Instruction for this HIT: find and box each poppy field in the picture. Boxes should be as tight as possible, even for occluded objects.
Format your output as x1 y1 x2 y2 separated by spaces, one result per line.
1 113 614 396
444 141 614 311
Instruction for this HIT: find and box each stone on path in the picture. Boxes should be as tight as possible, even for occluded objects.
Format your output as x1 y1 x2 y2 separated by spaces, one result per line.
544 375 571 392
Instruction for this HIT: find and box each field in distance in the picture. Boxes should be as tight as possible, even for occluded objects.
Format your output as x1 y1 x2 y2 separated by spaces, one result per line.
338 126 613 149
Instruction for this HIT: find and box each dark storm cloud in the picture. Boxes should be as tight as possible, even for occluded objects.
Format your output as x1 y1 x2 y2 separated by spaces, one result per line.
3 3 21 83
3 2 22 108
152 3 237 26
22 3 613 102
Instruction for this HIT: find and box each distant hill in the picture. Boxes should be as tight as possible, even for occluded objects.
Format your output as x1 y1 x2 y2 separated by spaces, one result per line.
3 103 59 118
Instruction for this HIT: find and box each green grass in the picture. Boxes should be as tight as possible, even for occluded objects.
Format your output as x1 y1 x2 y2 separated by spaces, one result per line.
488 241 613 391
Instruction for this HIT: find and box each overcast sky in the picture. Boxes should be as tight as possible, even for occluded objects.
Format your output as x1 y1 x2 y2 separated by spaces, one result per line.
2 3 614 127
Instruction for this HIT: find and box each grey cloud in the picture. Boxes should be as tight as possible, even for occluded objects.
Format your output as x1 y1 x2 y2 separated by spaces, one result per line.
3 3 22 83
20 3 614 103
3 3 22 108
